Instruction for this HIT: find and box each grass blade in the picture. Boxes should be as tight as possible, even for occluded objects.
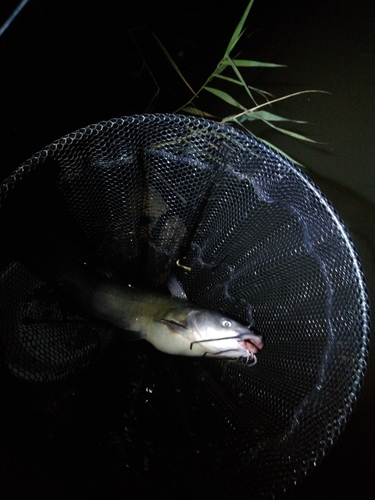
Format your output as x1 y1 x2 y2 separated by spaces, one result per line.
153 33 195 95
224 0 255 55
225 59 286 68
222 90 330 123
254 137 304 166
213 74 273 98
264 125 317 142
234 114 318 142
237 109 308 123
226 57 259 105
204 87 246 110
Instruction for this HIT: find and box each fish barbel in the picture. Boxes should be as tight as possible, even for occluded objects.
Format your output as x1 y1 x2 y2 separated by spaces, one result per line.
54 259 264 363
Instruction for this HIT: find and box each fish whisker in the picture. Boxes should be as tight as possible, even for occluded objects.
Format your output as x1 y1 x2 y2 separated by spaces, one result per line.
215 348 257 366
242 353 257 366
190 335 258 365
190 334 243 350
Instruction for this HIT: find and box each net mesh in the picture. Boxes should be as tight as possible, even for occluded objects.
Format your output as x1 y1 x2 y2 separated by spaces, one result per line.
0 114 371 499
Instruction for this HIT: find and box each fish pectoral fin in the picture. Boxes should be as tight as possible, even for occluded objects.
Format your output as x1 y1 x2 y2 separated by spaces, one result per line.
157 319 189 337
166 275 188 300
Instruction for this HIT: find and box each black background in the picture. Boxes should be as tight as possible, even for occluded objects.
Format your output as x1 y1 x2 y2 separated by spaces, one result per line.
1 1 374 499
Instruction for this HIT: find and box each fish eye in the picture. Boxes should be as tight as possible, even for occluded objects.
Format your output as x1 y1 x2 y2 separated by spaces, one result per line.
221 319 232 328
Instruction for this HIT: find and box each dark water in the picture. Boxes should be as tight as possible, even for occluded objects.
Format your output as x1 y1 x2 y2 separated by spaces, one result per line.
0 1 374 498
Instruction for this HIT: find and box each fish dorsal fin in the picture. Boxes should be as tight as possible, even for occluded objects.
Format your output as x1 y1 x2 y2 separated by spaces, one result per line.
167 275 188 300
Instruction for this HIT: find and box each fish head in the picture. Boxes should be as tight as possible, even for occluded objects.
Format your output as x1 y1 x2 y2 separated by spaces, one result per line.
186 309 264 359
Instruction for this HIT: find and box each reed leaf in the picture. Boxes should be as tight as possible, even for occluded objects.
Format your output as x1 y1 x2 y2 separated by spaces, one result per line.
224 0 255 55
233 115 317 142
204 87 247 110
237 109 308 123
223 58 286 68
152 33 195 95
153 0 329 164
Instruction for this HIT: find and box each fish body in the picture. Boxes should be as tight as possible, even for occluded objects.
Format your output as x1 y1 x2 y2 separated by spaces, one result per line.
55 260 264 362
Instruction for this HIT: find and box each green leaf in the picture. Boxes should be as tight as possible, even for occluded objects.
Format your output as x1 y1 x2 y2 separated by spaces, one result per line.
213 74 273 99
231 118 307 166
212 75 273 104
224 0 255 55
213 74 243 85
225 57 258 106
224 59 286 68
250 116 317 142
211 59 229 77
254 137 305 166
204 87 246 110
269 126 317 142
237 109 308 123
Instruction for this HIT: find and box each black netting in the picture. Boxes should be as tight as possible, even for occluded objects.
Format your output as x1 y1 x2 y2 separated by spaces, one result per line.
0 114 371 499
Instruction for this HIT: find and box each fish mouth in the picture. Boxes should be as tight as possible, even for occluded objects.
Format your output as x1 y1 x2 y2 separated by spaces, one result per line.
237 332 264 353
